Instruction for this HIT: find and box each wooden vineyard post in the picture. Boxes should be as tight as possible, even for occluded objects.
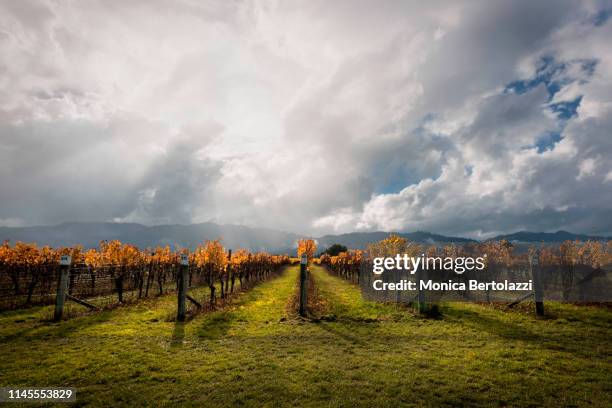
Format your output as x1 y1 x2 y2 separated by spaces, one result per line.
299 254 308 317
530 250 545 317
54 255 71 321
115 267 124 303
417 266 426 314
226 249 232 295
177 254 189 322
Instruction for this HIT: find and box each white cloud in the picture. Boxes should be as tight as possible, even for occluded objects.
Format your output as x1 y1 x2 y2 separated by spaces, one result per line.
0 0 611 236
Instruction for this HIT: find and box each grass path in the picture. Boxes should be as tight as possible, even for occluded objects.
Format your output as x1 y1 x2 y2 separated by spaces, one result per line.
310 266 612 407
1 265 611 407
0 268 300 406
312 265 403 320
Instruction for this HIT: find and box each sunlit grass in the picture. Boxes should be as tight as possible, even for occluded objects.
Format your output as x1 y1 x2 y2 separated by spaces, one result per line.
0 265 610 407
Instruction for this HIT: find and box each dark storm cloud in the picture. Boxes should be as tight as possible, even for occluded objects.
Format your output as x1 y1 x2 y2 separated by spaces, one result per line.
127 123 225 225
0 117 225 226
0 119 141 224
415 0 578 113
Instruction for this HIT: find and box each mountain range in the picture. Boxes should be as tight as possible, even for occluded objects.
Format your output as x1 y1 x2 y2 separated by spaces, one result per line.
489 230 611 243
0 222 609 254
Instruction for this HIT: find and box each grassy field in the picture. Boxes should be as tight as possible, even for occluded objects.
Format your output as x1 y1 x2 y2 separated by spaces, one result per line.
1 265 611 407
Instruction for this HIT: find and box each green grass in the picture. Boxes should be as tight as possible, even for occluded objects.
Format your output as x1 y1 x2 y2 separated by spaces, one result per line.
1 265 610 407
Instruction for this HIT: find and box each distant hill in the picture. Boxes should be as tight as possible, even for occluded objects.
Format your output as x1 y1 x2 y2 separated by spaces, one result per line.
1 223 609 254
0 223 476 254
0 222 300 254
490 230 611 243
316 231 476 251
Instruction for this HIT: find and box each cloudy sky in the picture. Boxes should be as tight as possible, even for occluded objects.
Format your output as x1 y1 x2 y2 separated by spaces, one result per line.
1 0 611 238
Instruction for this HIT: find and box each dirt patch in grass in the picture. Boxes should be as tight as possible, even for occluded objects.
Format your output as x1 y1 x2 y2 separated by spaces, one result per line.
286 267 329 320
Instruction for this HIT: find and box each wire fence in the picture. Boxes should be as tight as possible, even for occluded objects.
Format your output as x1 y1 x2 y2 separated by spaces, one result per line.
0 260 289 314
0 262 179 311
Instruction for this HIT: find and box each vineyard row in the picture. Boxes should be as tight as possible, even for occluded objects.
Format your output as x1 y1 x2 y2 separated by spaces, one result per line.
0 240 294 312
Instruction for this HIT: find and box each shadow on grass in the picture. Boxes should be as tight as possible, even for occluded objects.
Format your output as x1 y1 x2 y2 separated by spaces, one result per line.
314 322 369 346
443 305 610 359
171 322 185 348
0 310 115 343
195 311 239 340
0 303 54 318
445 307 541 341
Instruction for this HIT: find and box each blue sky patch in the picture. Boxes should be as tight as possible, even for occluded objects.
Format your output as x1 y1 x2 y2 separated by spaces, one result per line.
593 8 612 26
550 96 582 120
504 57 597 101
534 131 563 153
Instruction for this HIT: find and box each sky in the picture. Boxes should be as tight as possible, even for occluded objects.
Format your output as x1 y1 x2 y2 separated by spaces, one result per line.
0 0 611 238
